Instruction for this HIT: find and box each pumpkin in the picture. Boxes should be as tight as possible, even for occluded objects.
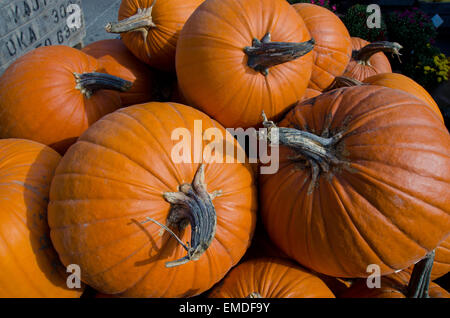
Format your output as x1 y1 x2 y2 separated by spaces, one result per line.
106 0 205 71
209 257 335 298
292 3 352 91
430 237 450 280
260 85 450 278
300 88 321 102
0 139 83 297
82 39 157 106
343 37 401 81
328 74 444 123
340 269 449 298
0 45 132 154
176 0 315 128
48 102 257 297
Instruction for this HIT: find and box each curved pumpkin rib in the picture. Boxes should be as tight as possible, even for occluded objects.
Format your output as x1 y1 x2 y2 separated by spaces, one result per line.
329 177 398 275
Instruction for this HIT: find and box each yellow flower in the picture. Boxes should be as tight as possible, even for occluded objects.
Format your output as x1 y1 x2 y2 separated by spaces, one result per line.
424 66 431 70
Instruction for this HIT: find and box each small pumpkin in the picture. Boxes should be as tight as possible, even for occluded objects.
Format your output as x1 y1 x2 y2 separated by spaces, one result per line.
176 0 315 128
106 0 205 71
260 85 450 278
0 45 132 154
48 102 257 297
82 39 157 106
328 74 444 123
209 257 335 298
292 3 352 91
343 37 401 81
0 139 83 298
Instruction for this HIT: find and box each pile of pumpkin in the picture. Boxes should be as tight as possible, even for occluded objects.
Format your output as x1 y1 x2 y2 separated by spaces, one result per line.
0 0 449 299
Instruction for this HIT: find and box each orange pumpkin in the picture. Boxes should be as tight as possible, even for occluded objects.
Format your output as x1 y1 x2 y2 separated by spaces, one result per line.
82 39 157 106
430 237 450 280
176 0 314 128
260 85 450 278
48 102 257 297
293 3 352 91
209 257 335 298
0 139 83 298
300 88 321 102
106 0 205 71
363 73 443 122
0 46 132 154
343 37 401 81
328 74 444 123
340 270 449 298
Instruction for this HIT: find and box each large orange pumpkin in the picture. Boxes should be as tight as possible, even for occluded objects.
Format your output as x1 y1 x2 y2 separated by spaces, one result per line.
82 39 157 106
0 139 83 298
209 257 335 298
176 0 314 128
0 46 132 154
48 102 257 297
328 74 444 123
106 0 205 71
292 3 351 91
260 85 450 278
343 37 401 81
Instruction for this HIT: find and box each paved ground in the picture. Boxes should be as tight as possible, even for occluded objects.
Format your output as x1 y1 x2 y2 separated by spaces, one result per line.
81 0 122 45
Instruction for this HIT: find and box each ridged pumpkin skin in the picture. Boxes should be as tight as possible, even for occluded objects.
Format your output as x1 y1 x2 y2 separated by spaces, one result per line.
293 3 351 91
344 37 392 81
363 73 443 123
0 46 123 154
48 102 257 297
209 257 335 298
117 0 204 71
176 0 313 128
300 88 321 102
260 86 450 278
340 270 450 298
0 139 83 298
82 39 155 106
431 237 450 280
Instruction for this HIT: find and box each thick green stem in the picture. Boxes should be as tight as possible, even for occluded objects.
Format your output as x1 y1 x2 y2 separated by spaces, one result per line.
407 250 435 298
142 164 221 268
244 33 315 76
353 41 403 64
74 72 132 98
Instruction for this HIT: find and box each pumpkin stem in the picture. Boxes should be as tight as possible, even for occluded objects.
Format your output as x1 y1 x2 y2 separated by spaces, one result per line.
105 0 157 34
261 111 343 194
74 72 133 98
247 292 263 298
142 164 219 268
327 76 365 91
407 250 435 298
353 41 403 65
244 33 315 76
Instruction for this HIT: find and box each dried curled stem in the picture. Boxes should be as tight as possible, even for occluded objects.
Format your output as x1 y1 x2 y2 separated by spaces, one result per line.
353 41 403 64
244 32 315 76
262 111 343 194
105 0 157 58
141 164 221 268
74 72 132 98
